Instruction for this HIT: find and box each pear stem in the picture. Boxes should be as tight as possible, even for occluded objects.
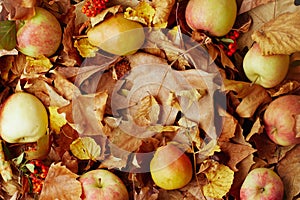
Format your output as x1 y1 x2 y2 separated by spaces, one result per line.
250 75 259 86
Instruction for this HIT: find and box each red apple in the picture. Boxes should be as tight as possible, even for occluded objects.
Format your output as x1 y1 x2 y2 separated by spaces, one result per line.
16 7 62 58
185 0 237 37
240 168 284 200
150 143 193 190
79 169 129 200
264 95 300 146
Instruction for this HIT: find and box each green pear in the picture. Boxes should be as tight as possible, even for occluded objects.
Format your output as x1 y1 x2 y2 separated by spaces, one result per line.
87 13 145 56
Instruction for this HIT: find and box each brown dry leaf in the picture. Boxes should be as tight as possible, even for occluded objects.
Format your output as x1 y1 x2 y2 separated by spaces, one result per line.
179 179 205 200
3 0 36 20
268 80 300 97
224 79 272 118
70 92 108 135
133 95 160 127
200 159 234 199
134 186 159 200
219 141 256 172
90 5 122 27
229 154 255 198
51 72 81 101
277 145 300 200
39 162 82 200
249 133 292 164
206 43 236 70
60 6 82 67
252 11 300 55
151 0 175 26
245 117 264 141
238 0 275 14
218 108 238 142
178 117 202 149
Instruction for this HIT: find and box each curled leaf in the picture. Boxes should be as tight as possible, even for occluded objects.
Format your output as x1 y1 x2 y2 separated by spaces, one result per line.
200 160 234 199
252 11 300 55
151 0 175 26
74 38 98 58
70 137 101 161
124 1 155 26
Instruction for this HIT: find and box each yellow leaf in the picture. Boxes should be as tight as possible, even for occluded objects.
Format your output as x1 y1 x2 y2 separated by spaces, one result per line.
133 95 160 127
25 55 53 74
151 0 175 26
178 117 202 149
74 38 98 58
49 106 67 134
70 137 101 161
124 1 155 26
252 11 300 55
201 160 234 199
166 91 182 111
177 88 206 109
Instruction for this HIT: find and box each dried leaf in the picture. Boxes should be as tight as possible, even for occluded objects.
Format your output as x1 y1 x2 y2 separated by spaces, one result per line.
3 0 36 20
219 141 256 171
200 160 234 199
74 38 98 58
218 108 238 142
246 117 264 141
178 117 202 149
238 0 275 14
252 11 300 55
70 137 101 161
49 106 67 134
133 95 160 127
24 56 53 74
0 20 16 50
39 163 82 200
124 1 155 26
151 0 175 26
277 145 300 200
90 5 122 27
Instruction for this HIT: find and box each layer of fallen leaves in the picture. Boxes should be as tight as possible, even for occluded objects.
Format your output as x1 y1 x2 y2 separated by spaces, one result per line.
0 0 300 200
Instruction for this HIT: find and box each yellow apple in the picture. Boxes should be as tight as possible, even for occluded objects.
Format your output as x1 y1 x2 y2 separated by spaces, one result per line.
243 43 290 88
185 0 237 37
0 92 48 143
87 13 145 56
150 143 193 190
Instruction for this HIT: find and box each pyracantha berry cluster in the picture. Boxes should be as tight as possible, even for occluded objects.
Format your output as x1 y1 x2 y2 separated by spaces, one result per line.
218 30 240 57
82 0 109 17
28 160 49 194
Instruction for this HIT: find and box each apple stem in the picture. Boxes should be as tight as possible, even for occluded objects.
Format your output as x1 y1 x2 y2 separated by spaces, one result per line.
73 35 88 39
97 178 103 188
260 187 265 193
250 75 259 86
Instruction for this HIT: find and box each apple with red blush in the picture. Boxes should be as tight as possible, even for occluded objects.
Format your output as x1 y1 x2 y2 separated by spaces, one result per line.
79 169 129 200
240 168 284 200
264 95 300 146
16 7 62 58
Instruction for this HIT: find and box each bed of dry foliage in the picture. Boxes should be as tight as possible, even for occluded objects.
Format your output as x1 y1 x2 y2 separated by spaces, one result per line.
0 0 300 199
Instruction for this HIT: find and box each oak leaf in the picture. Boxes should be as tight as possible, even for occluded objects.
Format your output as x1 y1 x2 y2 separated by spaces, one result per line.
39 162 82 200
252 11 300 55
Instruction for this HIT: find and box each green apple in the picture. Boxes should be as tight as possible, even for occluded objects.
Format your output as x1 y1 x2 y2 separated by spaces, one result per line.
264 95 300 146
150 143 193 190
79 169 129 200
243 43 290 88
87 13 145 56
16 7 62 58
240 168 284 200
185 0 237 37
0 92 48 143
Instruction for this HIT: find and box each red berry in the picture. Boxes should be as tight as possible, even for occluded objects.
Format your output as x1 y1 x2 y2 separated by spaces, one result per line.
227 51 233 57
233 30 240 38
